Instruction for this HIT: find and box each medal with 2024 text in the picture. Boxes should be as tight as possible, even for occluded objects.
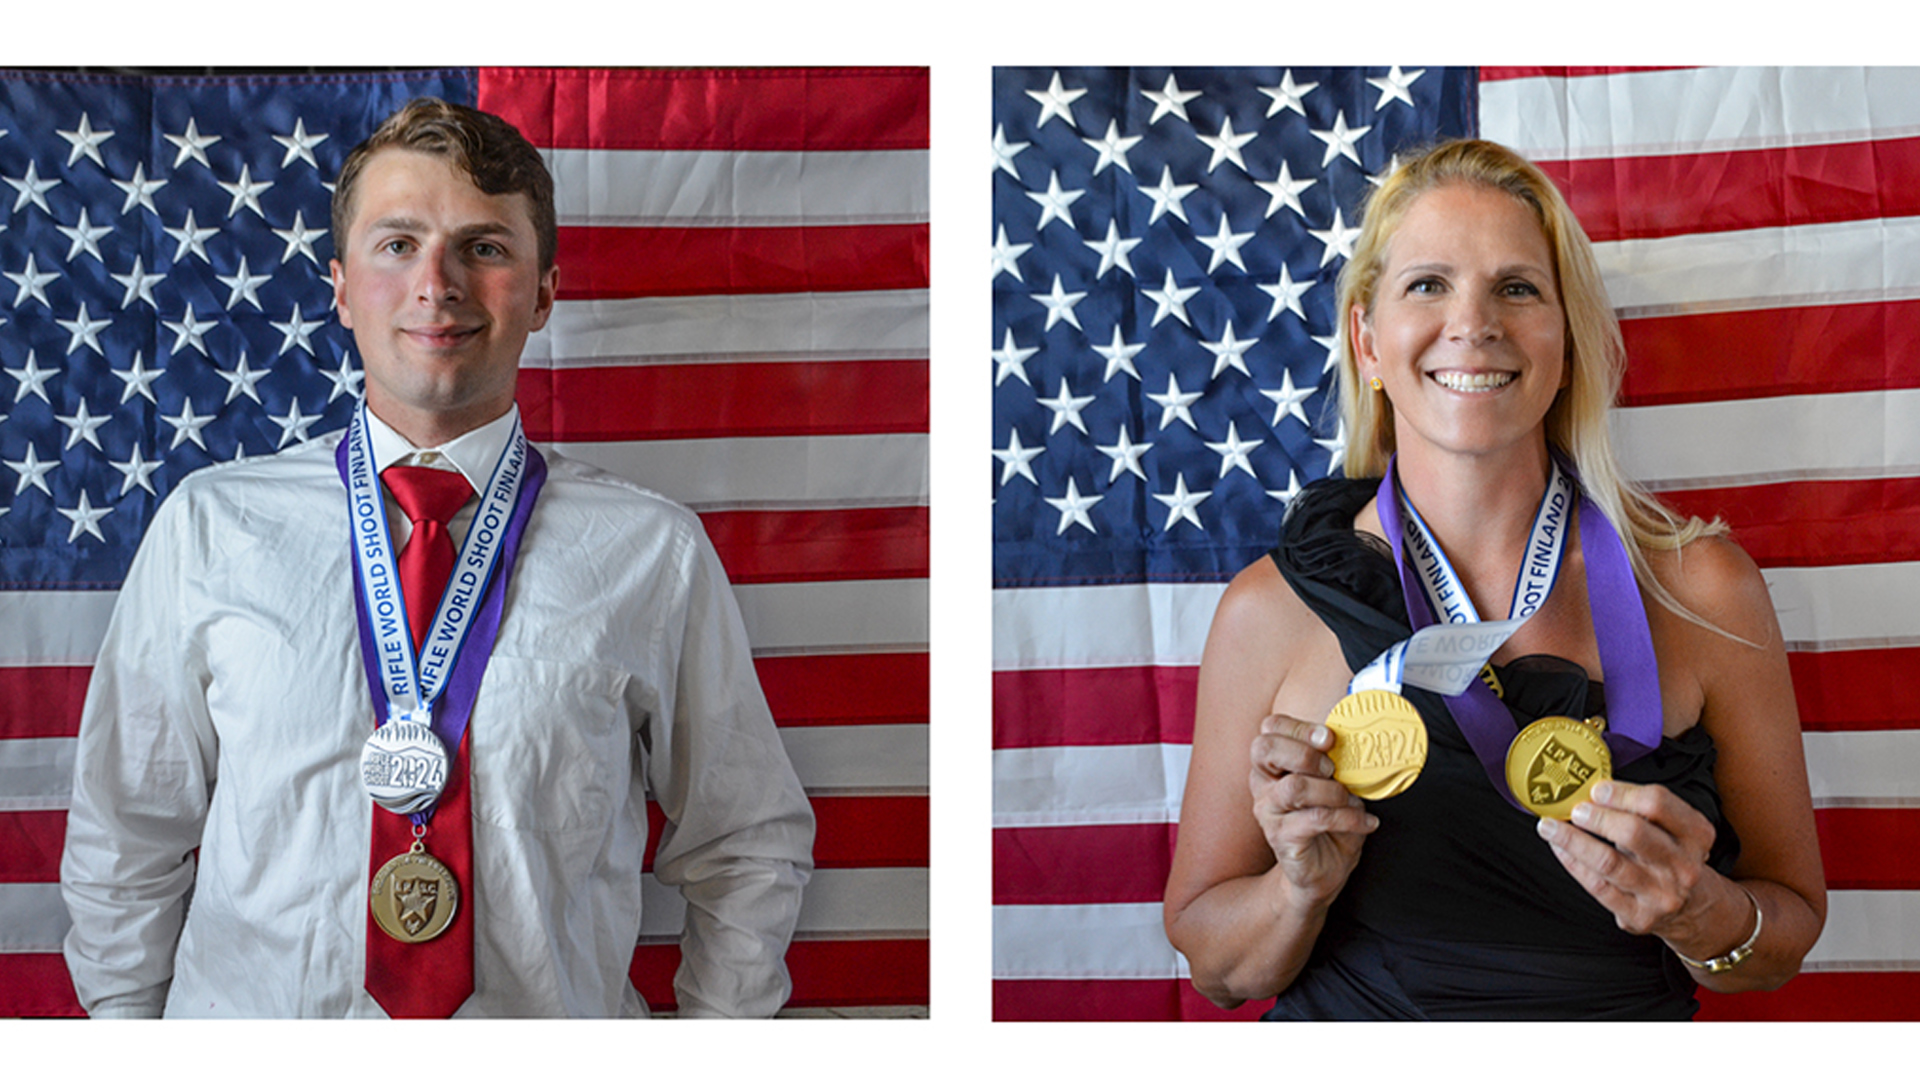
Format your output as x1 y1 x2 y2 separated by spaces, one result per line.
339 404 544 944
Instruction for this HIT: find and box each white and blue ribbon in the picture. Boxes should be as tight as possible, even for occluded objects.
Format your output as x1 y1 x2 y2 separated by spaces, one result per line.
342 401 529 724
1351 458 1575 698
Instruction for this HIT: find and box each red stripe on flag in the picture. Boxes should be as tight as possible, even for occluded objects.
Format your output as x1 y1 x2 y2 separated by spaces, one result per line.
1818 808 1920 889
0 954 82 1017
996 812 1920 904
1783 647 1920 734
0 811 64 884
1657 478 1920 570
480 68 930 152
1538 138 1920 244
631 938 928 1010
0 666 89 739
756 653 928 727
993 977 1269 1021
517 360 928 442
994 645 1920 752
555 224 928 300
997 972 1920 1022
702 507 927 585
5 796 932 887
995 822 1174 905
1698 970 1920 1021
1621 300 1920 408
1478 66 1699 82
0 652 930 764
993 666 1198 749
644 795 927 872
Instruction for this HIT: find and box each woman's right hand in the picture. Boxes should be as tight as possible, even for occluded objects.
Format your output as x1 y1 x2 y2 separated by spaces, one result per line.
1249 713 1378 904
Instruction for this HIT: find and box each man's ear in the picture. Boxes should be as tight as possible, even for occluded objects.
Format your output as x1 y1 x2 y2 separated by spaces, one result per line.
529 264 558 332
330 258 353 329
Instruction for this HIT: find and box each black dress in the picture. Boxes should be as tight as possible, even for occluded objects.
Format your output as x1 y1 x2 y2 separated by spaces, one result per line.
1262 478 1741 1020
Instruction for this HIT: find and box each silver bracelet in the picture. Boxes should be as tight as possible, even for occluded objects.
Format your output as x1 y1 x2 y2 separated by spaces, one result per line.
1674 884 1762 974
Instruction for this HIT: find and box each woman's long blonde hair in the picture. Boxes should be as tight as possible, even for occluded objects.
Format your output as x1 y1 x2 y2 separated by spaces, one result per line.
1333 138 1729 632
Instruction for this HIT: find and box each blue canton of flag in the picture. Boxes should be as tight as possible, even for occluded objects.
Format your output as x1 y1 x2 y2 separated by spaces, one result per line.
0 70 477 587
991 67 1476 588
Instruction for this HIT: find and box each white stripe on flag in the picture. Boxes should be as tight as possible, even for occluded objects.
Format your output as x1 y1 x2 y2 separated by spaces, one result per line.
638 866 928 938
1805 890 1920 970
0 577 927 667
993 744 1190 828
1595 217 1920 317
992 582 1227 671
526 289 930 365
1805 730 1920 807
0 868 930 955
0 593 119 666
781 724 927 794
992 901 1183 980
0 725 922 807
0 883 70 953
1614 390 1920 489
545 434 928 512
0 738 74 812
546 148 930 227
734 578 928 653
988 890 1920 980
990 730 1918 825
1481 67 1920 161
990 566 1916 669
1762 564 1920 651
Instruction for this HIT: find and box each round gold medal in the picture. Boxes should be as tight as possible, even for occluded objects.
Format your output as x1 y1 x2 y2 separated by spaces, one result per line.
1323 689 1428 800
370 842 459 943
1505 716 1612 820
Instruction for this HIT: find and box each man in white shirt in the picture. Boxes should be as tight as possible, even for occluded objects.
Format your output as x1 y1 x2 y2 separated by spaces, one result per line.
59 98 814 1018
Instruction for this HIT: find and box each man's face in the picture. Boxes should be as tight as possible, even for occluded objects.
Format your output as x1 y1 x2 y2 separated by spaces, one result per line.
330 148 556 442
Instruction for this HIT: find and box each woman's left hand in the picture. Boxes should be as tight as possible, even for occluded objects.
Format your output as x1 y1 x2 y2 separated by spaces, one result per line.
1536 779 1730 945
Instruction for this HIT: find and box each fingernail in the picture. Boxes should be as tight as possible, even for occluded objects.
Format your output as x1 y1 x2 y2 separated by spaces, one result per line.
1320 756 1335 777
1310 727 1332 749
1592 781 1614 804
1364 814 1380 830
1536 817 1560 840
1570 802 1593 826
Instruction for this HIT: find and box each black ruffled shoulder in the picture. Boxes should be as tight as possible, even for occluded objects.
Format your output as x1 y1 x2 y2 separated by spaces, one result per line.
1274 478 1646 724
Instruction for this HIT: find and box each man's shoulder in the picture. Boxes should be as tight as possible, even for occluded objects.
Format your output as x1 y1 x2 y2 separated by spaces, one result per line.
160 431 347 513
537 448 703 534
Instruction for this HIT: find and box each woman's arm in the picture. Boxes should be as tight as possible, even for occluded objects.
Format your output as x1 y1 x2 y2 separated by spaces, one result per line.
1539 536 1826 991
1163 557 1377 1009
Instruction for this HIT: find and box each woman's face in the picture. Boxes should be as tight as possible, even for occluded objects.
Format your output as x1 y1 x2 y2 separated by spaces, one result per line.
1352 182 1568 467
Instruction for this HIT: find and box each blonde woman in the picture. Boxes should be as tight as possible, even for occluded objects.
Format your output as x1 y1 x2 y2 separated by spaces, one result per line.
1163 139 1825 1019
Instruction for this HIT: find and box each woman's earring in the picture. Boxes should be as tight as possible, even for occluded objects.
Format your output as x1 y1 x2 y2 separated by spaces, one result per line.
1368 376 1384 392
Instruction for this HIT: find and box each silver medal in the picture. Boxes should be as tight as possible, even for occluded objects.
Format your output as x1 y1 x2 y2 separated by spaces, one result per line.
360 718 449 815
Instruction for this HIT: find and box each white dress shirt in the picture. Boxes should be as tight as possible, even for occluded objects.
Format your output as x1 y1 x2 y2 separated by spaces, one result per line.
60 408 815 1017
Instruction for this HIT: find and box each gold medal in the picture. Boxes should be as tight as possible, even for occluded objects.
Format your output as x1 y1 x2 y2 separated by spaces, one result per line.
1323 689 1428 800
370 840 459 943
1505 716 1611 819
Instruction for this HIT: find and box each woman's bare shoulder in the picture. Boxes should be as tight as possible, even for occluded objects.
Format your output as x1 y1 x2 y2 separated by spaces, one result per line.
1208 554 1325 657
1645 533 1778 649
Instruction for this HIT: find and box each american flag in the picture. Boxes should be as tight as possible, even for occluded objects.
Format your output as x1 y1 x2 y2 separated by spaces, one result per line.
991 66 1920 1021
0 66 928 1017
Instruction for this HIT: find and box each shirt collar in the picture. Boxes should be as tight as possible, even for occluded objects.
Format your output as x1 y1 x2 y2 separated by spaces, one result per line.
364 405 519 494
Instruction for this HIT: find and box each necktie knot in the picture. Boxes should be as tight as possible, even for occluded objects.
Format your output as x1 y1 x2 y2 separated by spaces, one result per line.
383 464 474 526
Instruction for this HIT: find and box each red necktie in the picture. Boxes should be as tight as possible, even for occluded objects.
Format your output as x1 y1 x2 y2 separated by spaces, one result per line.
367 464 475 1018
